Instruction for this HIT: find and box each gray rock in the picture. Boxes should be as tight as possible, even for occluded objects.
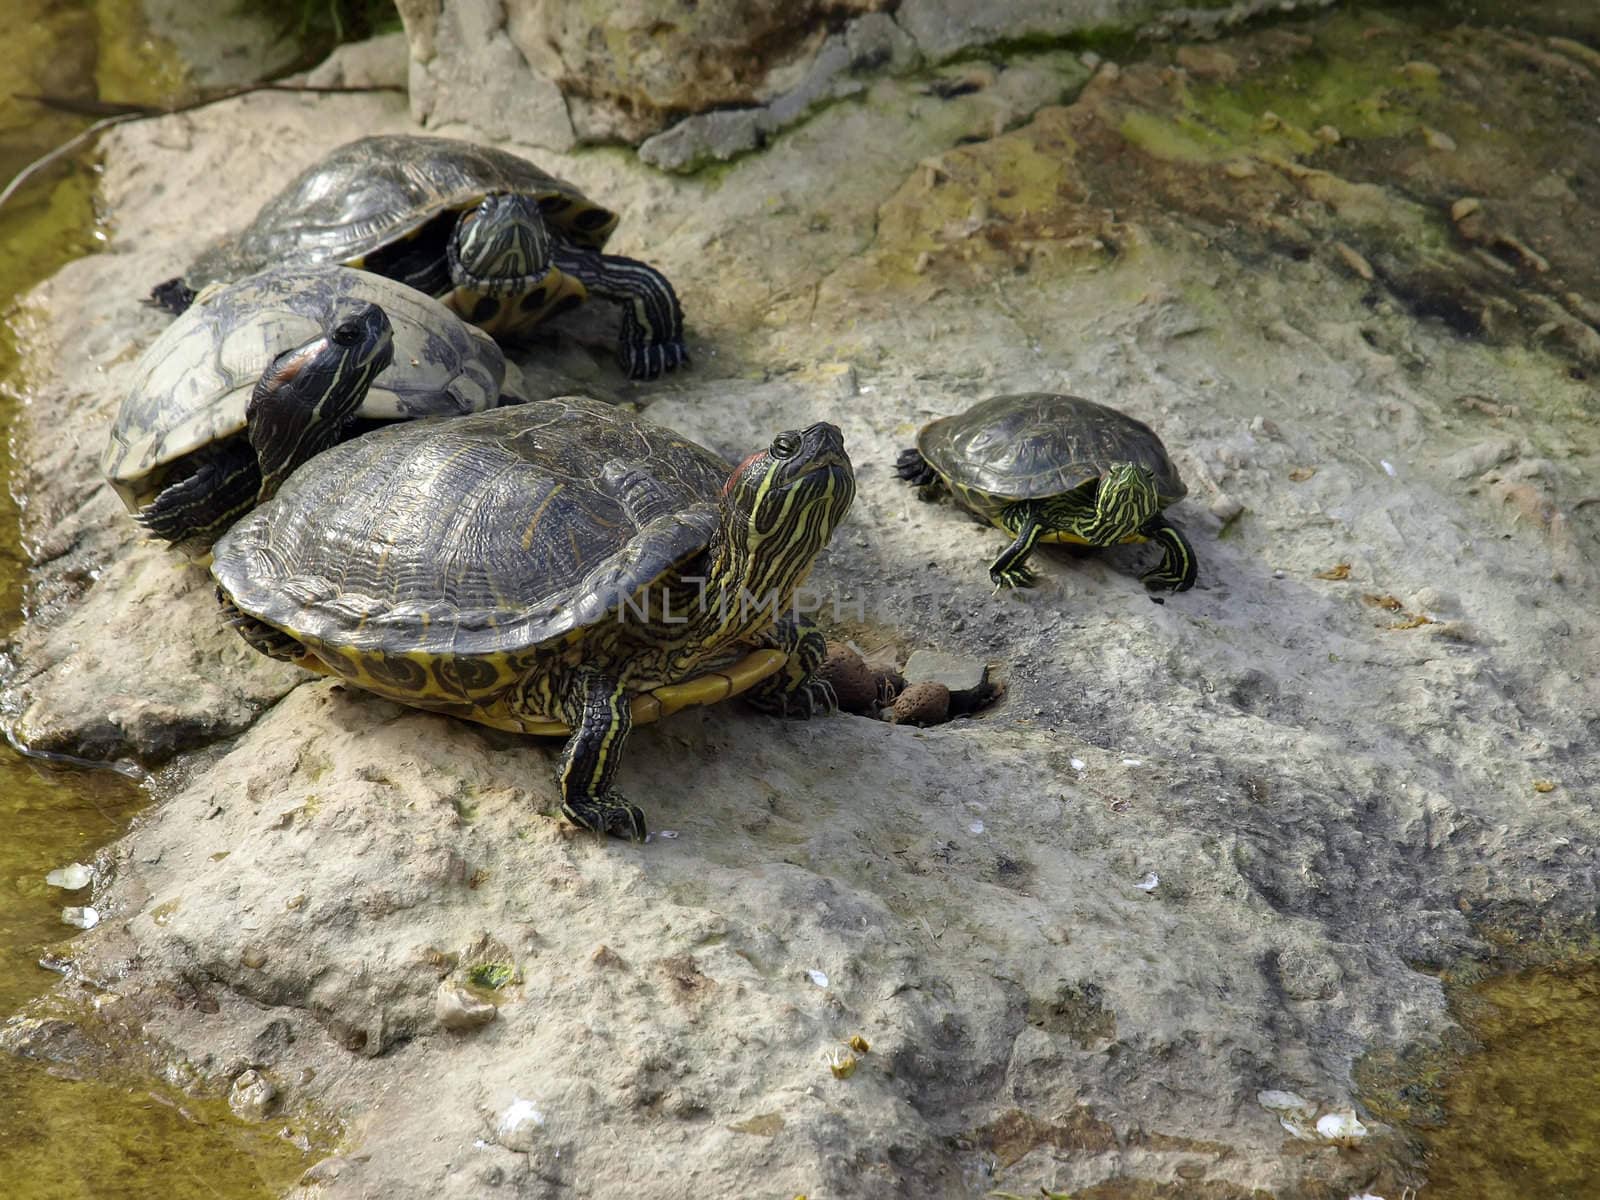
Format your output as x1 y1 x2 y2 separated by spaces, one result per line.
903 648 990 702
227 1069 277 1121
304 32 410 90
436 983 498 1032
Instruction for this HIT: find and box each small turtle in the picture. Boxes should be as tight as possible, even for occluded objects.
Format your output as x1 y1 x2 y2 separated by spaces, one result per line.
105 265 512 552
211 397 856 840
149 134 687 379
896 392 1197 592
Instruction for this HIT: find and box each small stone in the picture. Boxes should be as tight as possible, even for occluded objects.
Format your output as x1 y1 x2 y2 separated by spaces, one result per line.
228 1068 277 1121
240 946 268 970
1313 124 1341 144
1422 126 1457 152
1451 196 1482 222
436 982 497 1032
902 649 988 704
889 681 951 726
1209 494 1244 522
1398 60 1442 81
1334 242 1374 281
61 906 99 929
46 863 93 890
494 1098 546 1152
819 642 887 714
1223 160 1256 179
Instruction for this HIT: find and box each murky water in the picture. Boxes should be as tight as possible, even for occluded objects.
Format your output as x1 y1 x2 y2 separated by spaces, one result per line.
0 3 319 1196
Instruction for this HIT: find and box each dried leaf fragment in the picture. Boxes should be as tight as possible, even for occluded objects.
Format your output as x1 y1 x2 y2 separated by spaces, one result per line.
1314 563 1351 580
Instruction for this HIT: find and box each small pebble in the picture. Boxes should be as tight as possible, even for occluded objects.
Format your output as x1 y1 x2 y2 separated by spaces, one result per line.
890 681 951 726
1070 757 1085 771
228 1069 278 1122
807 969 829 988
436 982 498 1032
494 1099 546 1152
45 863 93 890
969 820 985 834
1313 124 1341 144
61 906 99 930
1134 872 1160 892
1380 460 1397 477
1209 494 1244 522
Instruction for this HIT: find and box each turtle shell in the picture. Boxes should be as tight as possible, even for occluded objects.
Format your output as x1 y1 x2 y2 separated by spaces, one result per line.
103 266 509 512
186 134 620 290
917 392 1187 507
211 396 737 706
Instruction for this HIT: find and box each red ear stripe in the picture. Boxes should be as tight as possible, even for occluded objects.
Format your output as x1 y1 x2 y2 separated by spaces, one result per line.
724 449 764 495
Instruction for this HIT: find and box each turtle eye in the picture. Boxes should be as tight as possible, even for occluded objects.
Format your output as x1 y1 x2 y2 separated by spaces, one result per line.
331 321 363 347
769 431 802 460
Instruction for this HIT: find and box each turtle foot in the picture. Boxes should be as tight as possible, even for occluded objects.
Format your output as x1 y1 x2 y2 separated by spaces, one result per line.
747 677 837 720
990 563 1039 591
147 277 196 316
895 448 937 486
622 333 689 380
563 792 648 841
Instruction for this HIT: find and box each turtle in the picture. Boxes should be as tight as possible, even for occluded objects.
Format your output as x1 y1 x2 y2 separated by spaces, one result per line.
148 134 688 380
105 265 514 553
210 396 856 841
895 392 1197 593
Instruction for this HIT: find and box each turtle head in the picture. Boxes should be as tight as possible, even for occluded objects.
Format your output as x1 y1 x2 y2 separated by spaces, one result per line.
449 193 554 297
245 301 393 504
715 423 855 604
1086 461 1160 542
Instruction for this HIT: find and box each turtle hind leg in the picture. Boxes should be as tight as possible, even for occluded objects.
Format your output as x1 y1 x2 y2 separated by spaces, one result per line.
138 440 262 550
1138 515 1198 593
895 447 939 487
146 277 196 315
216 592 308 662
745 617 836 719
541 667 647 841
549 244 687 380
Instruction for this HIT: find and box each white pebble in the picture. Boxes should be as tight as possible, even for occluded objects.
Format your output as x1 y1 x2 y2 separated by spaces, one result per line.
969 820 985 834
46 863 94 890
1380 460 1397 476
807 969 829 988
1134 872 1159 892
61 906 99 929
1069 757 1085 770
1121 757 1142 766
495 1098 547 1152
1317 1110 1368 1141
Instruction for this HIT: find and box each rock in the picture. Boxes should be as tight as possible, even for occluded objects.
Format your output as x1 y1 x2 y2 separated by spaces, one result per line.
902 649 989 707
304 31 410 89
45 863 93 890
436 983 498 1032
889 680 951 725
818 642 885 715
227 1069 277 1122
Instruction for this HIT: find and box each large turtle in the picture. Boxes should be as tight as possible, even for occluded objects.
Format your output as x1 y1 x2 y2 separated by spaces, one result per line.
896 392 1197 592
210 396 856 840
149 134 688 379
105 265 513 553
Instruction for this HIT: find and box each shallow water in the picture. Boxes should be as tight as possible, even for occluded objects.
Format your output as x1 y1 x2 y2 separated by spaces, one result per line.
0 3 321 1196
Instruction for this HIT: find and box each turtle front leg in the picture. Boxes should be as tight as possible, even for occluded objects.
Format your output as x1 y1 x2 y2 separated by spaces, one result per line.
989 502 1045 590
545 667 647 841
745 616 836 719
550 244 687 380
1138 514 1198 593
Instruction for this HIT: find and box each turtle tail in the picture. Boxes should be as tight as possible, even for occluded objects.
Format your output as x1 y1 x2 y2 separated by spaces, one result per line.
216 590 308 662
895 447 937 486
137 441 261 550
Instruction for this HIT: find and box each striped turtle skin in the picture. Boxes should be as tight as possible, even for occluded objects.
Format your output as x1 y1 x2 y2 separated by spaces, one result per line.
213 396 856 841
150 135 687 379
896 392 1197 593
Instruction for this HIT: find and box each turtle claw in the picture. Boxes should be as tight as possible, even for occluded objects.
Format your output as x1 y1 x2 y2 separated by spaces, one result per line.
746 677 838 720
622 335 689 380
989 564 1039 591
563 793 648 842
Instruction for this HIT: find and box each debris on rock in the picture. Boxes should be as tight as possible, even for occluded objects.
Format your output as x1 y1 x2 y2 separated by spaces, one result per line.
228 1068 278 1121
437 982 498 1032
890 681 951 726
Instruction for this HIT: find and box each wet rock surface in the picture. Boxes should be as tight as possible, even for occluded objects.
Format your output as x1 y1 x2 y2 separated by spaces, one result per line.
5 4 1600 1198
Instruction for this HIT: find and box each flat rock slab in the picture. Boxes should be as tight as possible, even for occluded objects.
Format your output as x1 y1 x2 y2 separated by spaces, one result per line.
6 7 1600 1199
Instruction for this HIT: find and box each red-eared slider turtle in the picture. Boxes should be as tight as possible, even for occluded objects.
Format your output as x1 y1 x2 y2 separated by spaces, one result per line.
149 134 687 379
896 392 1197 593
210 396 855 840
106 265 512 552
